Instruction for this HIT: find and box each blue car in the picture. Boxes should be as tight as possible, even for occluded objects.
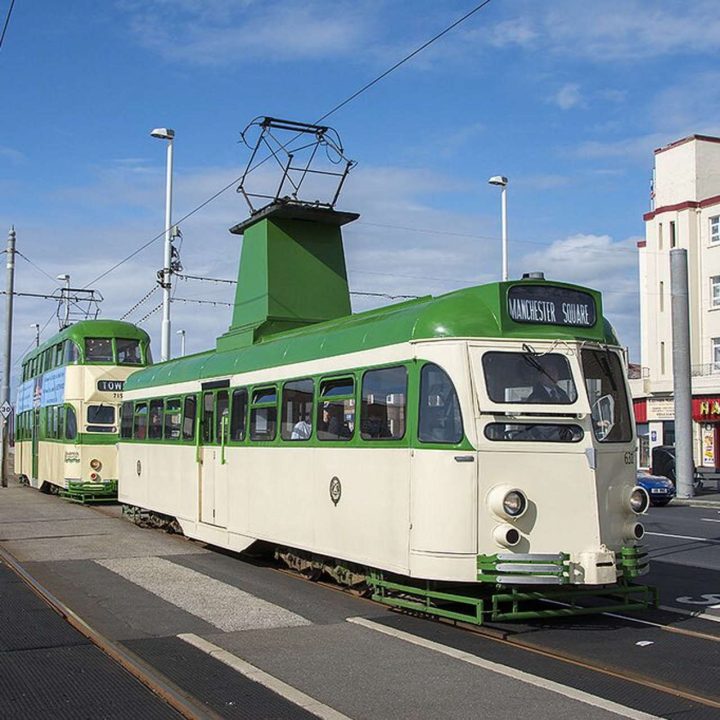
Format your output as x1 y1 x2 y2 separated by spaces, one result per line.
636 471 676 507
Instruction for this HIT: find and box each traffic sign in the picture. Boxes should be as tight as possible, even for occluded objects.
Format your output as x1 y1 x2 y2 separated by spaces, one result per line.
0 401 12 420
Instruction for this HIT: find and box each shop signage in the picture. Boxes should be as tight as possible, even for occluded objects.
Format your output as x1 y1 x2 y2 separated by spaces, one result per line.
507 286 596 328
646 397 674 421
693 397 720 422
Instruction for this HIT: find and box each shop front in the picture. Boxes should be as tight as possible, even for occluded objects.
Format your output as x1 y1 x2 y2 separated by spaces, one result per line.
691 397 720 471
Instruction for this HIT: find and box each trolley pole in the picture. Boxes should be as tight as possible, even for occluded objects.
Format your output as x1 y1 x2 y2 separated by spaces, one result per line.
670 248 694 498
1 227 16 487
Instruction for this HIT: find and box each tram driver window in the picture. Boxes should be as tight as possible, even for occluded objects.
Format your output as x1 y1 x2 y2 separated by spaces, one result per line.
87 404 116 433
418 364 463 444
133 402 148 440
361 366 407 440
85 338 113 363
66 406 77 440
482 352 577 404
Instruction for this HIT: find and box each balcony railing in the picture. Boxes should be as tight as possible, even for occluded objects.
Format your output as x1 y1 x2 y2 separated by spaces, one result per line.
691 363 720 377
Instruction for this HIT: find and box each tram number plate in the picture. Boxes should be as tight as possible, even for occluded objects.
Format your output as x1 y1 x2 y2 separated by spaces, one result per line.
97 380 125 393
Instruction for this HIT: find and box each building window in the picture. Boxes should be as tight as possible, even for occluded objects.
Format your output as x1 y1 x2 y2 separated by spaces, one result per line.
712 277 720 307
658 223 663 250
713 338 720 371
670 221 676 248
711 215 720 244
660 341 666 375
659 281 664 312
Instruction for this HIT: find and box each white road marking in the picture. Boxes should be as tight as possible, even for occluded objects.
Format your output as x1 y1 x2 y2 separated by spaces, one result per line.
701 518 720 523
659 605 720 623
96 556 309 632
347 617 661 720
178 633 352 720
645 531 720 544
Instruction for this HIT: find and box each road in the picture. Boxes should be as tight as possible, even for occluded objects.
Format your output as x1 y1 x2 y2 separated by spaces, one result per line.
643 502 720 621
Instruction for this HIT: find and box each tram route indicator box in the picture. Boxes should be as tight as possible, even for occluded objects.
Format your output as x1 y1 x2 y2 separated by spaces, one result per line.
507 285 596 328
97 380 125 392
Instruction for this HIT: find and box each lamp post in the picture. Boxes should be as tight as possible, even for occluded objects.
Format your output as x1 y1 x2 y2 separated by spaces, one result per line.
30 323 40 347
56 274 70 327
176 329 186 357
150 127 175 362
488 176 509 281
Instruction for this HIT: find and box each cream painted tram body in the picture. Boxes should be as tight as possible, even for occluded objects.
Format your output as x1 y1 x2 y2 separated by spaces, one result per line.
118 203 652 622
15 320 151 501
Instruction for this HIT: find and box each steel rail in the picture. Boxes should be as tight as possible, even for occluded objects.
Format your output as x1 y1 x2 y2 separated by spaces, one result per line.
0 544 222 720
271 565 720 712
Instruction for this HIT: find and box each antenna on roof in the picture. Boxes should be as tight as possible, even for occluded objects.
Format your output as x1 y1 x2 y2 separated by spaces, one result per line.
236 117 356 215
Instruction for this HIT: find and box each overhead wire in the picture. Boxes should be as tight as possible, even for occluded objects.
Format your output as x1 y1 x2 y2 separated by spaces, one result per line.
83 1 497 288
0 0 16 52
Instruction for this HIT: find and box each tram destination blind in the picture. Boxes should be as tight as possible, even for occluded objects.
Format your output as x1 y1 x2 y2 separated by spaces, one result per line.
507 285 596 328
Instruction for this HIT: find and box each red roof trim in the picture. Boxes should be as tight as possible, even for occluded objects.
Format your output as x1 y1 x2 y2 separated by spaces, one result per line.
654 134 720 155
643 193 720 221
636 240 647 248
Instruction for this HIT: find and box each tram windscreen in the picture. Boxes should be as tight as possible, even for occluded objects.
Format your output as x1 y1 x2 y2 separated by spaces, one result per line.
581 349 632 443
85 338 113 363
87 404 116 432
482 352 577 404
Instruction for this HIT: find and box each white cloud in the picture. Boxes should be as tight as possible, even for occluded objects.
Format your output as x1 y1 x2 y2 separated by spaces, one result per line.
552 83 582 110
520 233 641 357
122 0 377 65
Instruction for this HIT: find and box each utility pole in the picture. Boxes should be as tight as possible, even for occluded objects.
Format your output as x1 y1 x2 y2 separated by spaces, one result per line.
671 248 694 498
1 227 16 487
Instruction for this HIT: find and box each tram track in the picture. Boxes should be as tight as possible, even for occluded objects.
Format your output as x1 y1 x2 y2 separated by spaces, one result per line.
0 544 220 720
270 564 720 714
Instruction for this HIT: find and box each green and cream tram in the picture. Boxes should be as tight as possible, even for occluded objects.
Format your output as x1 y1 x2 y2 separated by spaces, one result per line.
117 203 654 624
15 320 151 502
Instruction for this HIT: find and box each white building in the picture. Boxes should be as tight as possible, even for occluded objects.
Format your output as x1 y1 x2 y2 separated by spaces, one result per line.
632 134 720 469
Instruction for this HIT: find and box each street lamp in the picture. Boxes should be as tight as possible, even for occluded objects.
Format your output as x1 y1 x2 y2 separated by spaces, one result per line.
150 127 175 362
488 176 509 282
176 329 186 357
56 274 70 327
30 323 40 347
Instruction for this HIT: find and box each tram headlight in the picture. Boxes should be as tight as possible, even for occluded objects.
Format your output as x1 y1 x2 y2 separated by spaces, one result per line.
90 459 102 471
629 486 649 514
493 524 522 548
488 485 528 520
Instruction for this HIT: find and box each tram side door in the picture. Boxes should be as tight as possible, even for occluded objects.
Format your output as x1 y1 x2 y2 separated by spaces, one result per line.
199 389 228 528
31 408 40 480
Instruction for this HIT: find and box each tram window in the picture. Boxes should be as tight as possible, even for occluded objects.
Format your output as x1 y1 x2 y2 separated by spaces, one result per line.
117 338 142 366
64 340 80 365
133 402 148 440
148 400 163 439
581 350 632 443
202 392 214 443
230 389 247 441
482 352 577 404
182 396 197 440
87 404 116 433
164 398 182 440
66 406 77 440
317 377 354 441
85 338 113 363
54 344 63 367
485 422 583 443
418 364 463 444
216 391 229 444
361 367 407 440
120 402 133 439
250 387 277 441
281 379 314 441
51 406 59 438
58 407 64 438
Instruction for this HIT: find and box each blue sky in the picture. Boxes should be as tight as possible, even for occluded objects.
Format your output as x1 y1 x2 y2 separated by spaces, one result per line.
2 0 719 384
